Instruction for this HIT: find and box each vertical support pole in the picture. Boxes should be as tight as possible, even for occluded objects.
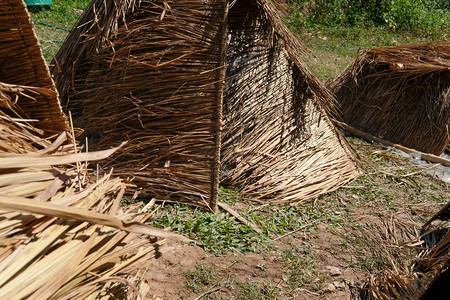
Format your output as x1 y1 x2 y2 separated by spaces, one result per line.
210 0 229 212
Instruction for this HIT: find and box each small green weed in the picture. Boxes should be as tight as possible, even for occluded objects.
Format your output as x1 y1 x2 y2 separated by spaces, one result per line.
281 246 325 291
185 264 220 293
236 282 281 300
150 202 272 255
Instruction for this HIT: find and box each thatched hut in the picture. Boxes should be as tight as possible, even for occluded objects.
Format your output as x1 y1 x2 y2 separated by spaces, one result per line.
0 0 68 135
331 42 450 156
52 0 359 210
52 0 227 210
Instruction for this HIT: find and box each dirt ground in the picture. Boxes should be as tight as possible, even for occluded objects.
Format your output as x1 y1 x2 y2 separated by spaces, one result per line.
146 239 354 300
143 139 449 300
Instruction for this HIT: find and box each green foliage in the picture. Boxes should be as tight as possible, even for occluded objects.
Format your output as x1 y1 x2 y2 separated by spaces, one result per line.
150 202 272 255
287 0 450 32
150 188 349 255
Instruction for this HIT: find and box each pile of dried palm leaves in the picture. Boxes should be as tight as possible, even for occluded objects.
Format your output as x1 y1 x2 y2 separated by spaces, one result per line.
52 0 359 210
359 204 450 300
331 42 450 156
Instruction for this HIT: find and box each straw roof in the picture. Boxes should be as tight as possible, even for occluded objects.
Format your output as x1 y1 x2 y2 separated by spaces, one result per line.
0 0 68 135
331 42 450 155
221 0 359 203
52 0 359 209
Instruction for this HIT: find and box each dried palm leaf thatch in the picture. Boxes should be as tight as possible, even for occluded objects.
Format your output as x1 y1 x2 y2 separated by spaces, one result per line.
361 233 450 300
52 0 227 210
358 207 450 300
0 103 188 298
221 0 359 203
52 0 359 208
0 0 68 135
331 42 450 156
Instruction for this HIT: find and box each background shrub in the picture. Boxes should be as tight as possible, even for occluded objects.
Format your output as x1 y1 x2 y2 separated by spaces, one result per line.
287 0 450 31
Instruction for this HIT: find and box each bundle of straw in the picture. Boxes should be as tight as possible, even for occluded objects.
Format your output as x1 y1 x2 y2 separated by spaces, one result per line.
331 42 450 155
221 0 359 203
0 0 68 135
360 206 450 300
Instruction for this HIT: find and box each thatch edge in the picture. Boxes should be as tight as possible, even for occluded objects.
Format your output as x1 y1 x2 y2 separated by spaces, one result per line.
4 0 70 134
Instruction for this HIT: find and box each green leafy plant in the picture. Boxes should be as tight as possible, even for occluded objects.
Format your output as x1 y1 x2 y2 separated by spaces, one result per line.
150 202 272 255
287 0 449 31
185 264 221 293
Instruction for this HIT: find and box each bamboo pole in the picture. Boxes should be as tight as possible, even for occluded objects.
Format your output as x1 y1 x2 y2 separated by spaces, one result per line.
333 120 450 167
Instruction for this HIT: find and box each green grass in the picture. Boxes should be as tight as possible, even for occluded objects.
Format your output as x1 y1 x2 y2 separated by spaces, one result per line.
185 264 222 293
30 0 89 25
30 0 90 61
150 202 272 255
293 24 448 80
281 246 326 292
183 263 282 299
236 282 281 300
